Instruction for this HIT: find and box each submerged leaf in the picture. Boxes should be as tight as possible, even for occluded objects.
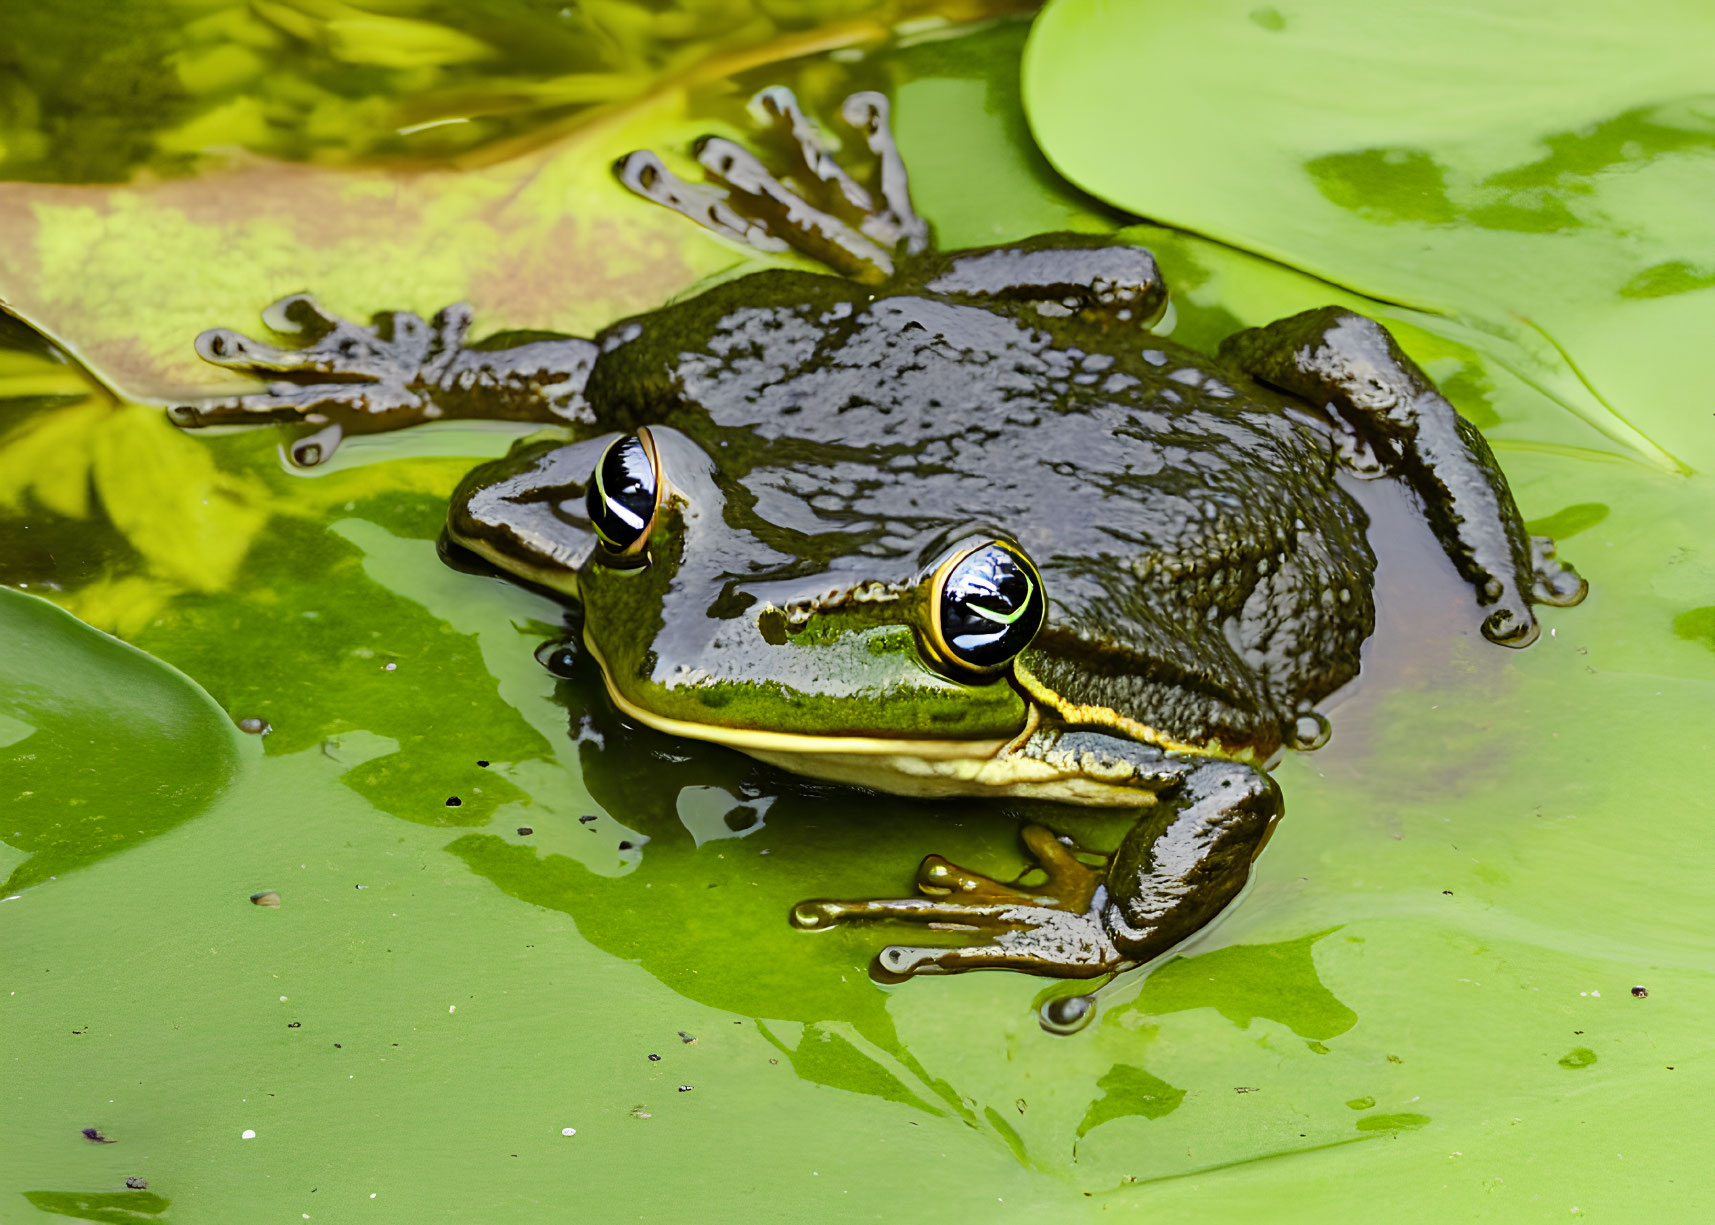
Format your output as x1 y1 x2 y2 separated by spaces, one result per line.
1076 1064 1187 1135
1117 929 1358 1041
0 395 273 609
0 399 105 519
90 406 271 591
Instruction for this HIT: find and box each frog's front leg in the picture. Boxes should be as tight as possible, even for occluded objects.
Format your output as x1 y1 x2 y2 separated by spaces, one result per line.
1218 307 1586 646
168 293 597 466
791 739 1278 980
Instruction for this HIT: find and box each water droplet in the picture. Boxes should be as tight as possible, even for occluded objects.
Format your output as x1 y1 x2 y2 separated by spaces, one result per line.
1040 993 1094 1035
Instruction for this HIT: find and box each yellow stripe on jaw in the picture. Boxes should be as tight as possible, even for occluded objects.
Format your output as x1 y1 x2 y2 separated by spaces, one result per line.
450 531 583 600
1010 659 1249 762
588 648 1166 805
584 636 1017 761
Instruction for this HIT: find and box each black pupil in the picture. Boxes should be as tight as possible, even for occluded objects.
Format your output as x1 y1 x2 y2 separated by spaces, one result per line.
587 435 657 551
940 544 1044 669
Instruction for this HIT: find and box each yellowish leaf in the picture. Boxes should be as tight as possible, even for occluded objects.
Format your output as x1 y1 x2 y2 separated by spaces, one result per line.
322 16 497 68
0 350 95 399
0 399 105 518
54 573 177 639
89 406 272 592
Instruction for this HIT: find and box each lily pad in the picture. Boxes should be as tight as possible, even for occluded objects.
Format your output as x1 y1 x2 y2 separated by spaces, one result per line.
7 11 1715 1224
0 587 246 892
1023 0 1715 471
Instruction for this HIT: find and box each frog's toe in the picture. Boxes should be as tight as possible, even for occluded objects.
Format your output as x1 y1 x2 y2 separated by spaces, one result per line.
172 384 435 468
915 854 1028 899
695 135 895 281
790 894 1022 930
872 912 1122 981
196 295 349 374
615 149 790 256
1535 566 1588 606
170 383 356 427
1530 536 1588 607
1481 601 1539 648
195 295 425 384
791 882 1124 978
257 292 346 340
194 325 294 371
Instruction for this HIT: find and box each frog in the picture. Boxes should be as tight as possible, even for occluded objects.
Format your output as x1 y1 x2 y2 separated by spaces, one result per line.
168 87 1585 983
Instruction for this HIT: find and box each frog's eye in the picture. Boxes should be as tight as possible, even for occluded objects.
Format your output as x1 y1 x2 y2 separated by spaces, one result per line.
928 540 1046 674
586 430 662 557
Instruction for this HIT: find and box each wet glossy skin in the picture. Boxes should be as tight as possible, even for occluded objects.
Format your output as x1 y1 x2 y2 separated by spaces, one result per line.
456 249 1373 759
171 88 1585 990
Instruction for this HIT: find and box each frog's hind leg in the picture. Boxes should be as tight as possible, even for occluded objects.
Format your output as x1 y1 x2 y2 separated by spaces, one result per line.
170 294 598 465
614 87 928 285
1218 307 1587 646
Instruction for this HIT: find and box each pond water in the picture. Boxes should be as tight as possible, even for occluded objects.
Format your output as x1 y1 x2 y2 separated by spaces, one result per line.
3 4 1713 1221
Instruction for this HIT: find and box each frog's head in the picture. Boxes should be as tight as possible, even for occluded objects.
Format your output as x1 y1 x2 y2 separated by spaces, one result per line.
447 426 1051 795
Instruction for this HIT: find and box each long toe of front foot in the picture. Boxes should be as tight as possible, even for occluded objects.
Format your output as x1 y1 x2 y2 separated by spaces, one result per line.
871 905 1123 982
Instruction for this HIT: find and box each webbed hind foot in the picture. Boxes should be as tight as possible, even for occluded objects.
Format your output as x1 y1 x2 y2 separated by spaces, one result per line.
792 824 1127 980
615 86 929 284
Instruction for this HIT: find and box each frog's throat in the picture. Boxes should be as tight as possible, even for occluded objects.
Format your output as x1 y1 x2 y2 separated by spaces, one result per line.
1010 658 1236 760
583 639 1158 805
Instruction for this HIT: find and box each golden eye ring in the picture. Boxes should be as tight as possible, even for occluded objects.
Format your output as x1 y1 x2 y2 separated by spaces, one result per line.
926 538 1046 677
585 428 663 560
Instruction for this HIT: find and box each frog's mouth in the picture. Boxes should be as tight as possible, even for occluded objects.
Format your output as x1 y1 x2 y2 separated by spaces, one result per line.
586 640 1155 806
